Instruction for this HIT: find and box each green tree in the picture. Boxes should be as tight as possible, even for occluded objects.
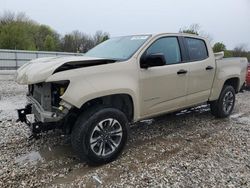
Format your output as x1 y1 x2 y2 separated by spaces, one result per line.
0 11 110 52
213 42 226 52
179 24 200 35
179 24 212 42
44 35 55 51
0 11 60 51
102 35 109 42
0 11 15 25
61 30 110 53
232 45 247 56
224 50 233 58
93 30 110 45
0 21 36 50
33 25 60 51
61 34 75 52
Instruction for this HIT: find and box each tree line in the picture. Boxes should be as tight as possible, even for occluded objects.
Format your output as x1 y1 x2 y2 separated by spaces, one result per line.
0 12 249 61
0 11 109 53
180 24 250 62
212 42 250 61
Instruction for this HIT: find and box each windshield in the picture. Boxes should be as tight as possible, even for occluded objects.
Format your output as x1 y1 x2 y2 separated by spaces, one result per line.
85 35 151 60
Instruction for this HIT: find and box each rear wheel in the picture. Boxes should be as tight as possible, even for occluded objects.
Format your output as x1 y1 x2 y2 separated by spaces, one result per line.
210 85 236 118
71 106 129 165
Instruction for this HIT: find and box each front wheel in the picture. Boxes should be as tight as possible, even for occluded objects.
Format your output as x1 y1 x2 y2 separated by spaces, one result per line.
210 85 236 118
71 106 129 165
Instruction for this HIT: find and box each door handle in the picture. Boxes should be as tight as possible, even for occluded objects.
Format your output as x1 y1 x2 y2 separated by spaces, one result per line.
177 69 188 75
206 66 214 70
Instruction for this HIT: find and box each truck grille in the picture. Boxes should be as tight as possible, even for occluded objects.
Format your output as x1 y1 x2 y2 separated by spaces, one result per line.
28 83 52 111
33 90 42 104
28 81 69 112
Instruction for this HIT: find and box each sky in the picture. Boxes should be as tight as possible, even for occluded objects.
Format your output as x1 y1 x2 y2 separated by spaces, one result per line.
1 0 250 50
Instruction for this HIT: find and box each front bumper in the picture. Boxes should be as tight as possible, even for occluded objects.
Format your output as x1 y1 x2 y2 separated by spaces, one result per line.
17 104 58 135
17 95 71 135
26 95 62 123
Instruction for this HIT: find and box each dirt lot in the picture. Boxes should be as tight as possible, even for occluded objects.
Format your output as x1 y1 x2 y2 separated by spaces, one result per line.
0 80 249 187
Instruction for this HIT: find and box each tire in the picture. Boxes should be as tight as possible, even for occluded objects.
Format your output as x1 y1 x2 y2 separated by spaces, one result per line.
71 105 129 165
210 85 236 118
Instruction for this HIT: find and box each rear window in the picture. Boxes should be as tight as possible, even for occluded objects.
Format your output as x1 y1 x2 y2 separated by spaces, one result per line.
185 37 208 61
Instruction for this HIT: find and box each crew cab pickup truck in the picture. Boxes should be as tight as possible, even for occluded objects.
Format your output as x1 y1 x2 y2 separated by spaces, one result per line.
16 33 248 165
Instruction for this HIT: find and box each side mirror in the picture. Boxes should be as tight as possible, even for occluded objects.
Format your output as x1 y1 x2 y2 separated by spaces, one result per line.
140 53 166 69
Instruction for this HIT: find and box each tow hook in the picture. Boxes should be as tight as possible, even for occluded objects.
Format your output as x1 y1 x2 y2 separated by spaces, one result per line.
17 104 32 123
17 105 59 139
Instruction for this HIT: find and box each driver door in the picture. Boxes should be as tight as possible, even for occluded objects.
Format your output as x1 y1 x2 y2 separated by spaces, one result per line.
139 36 189 118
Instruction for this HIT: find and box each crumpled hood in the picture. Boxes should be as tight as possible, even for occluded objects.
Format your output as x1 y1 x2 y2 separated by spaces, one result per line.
16 56 109 84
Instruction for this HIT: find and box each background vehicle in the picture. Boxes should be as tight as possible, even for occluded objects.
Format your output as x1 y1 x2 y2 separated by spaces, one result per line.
245 64 250 88
16 33 248 165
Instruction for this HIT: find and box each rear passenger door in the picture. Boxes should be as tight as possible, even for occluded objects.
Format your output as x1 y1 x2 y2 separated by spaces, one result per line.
184 37 215 105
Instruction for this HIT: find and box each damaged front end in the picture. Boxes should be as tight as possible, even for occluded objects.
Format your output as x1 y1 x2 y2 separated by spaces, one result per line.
16 56 116 137
17 81 72 136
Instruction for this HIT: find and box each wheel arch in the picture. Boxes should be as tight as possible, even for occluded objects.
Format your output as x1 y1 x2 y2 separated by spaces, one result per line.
209 76 241 101
223 77 240 93
79 93 135 123
62 91 138 134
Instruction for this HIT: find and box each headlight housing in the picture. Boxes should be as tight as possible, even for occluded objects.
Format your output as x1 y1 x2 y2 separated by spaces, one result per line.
51 80 70 107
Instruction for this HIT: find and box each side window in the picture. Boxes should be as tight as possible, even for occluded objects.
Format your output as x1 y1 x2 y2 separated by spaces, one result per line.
185 37 208 61
146 37 181 65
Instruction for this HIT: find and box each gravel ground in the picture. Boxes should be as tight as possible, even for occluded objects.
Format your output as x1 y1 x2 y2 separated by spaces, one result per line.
0 80 249 187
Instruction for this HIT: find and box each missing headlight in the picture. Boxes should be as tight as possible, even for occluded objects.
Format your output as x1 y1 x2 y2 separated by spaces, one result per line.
28 84 34 95
51 81 70 107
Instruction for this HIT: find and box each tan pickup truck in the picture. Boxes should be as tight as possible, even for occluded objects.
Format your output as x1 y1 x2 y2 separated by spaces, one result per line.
16 33 248 165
